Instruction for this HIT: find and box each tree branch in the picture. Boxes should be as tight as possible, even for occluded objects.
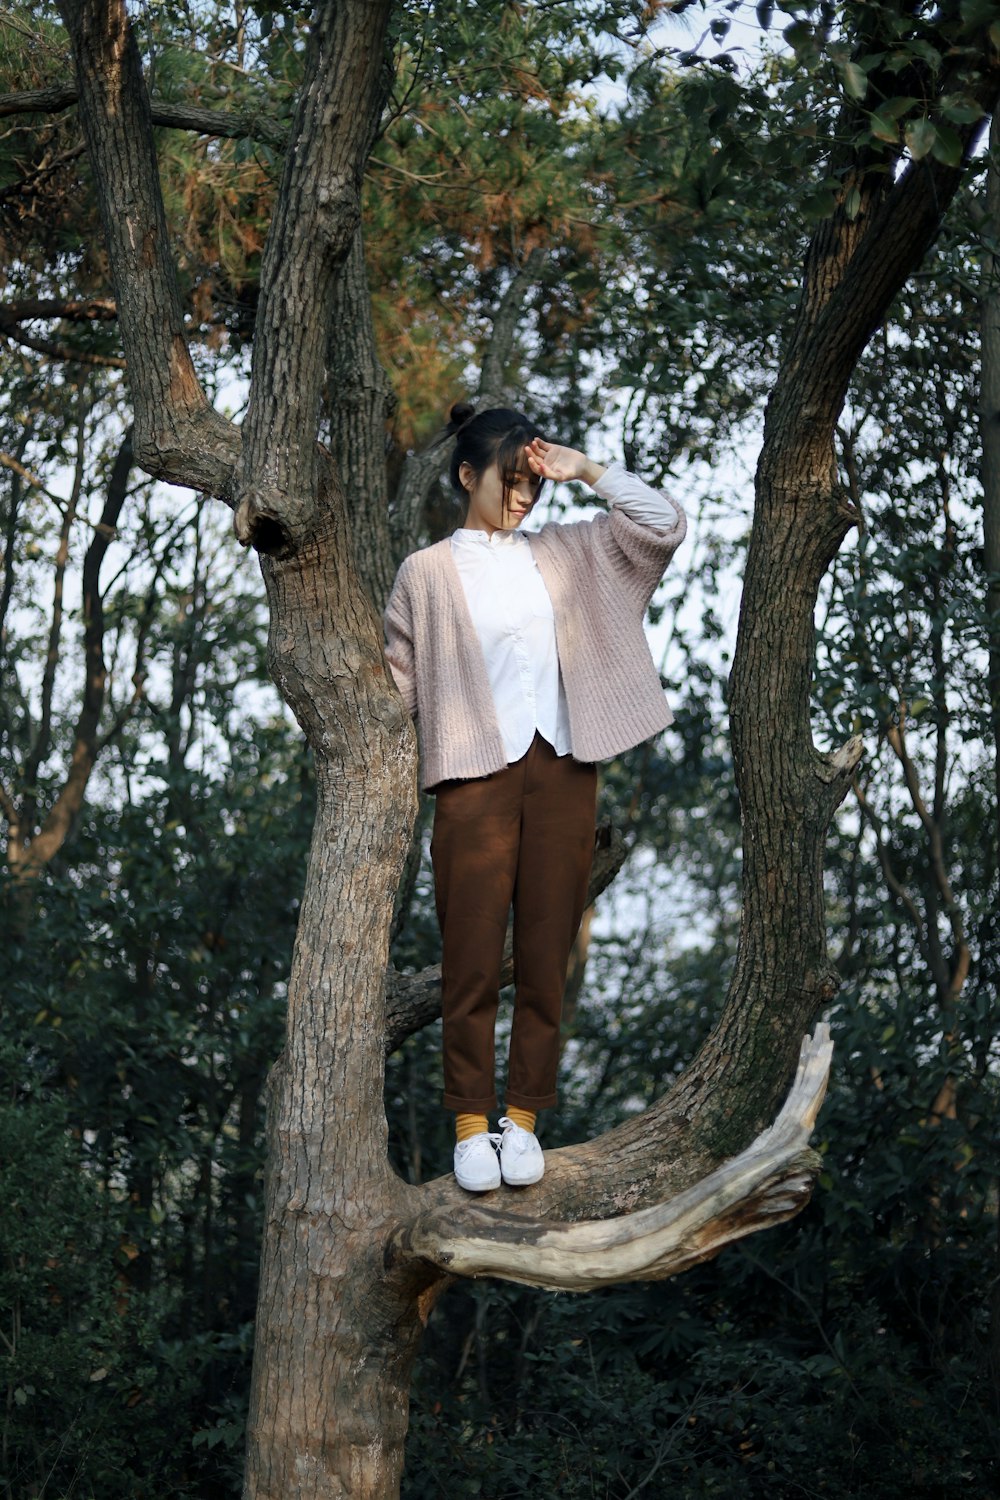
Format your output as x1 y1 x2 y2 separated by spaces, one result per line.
0 141 86 205
55 0 239 495
772 99 997 457
19 426 133 876
885 719 971 1002
0 83 79 116
389 247 547 562
0 298 121 366
852 775 929 954
0 325 126 369
0 82 292 149
21 399 87 825
388 1025 833 1291
479 246 547 394
0 298 116 324
232 0 394 552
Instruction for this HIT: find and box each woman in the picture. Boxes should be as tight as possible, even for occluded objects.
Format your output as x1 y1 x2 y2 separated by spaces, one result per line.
383 403 687 1192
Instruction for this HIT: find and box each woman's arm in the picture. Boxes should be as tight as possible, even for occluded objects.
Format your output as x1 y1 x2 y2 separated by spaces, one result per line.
588 459 683 533
383 569 418 719
525 439 684 532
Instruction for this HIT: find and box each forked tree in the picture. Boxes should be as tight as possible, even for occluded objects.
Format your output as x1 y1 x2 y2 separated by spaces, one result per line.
35 0 1000 1494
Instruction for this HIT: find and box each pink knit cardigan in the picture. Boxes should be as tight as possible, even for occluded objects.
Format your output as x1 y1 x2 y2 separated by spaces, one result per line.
382 500 687 792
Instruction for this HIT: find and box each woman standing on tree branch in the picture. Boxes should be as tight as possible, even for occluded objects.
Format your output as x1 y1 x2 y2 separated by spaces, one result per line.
383 404 687 1192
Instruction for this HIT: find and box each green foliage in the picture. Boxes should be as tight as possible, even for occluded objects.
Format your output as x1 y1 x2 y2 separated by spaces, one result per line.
0 1053 212 1497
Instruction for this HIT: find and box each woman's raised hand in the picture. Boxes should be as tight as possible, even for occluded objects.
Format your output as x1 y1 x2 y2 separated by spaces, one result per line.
523 436 587 483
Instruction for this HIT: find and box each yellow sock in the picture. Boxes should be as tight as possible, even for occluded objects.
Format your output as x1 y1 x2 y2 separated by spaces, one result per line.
455 1112 489 1142
505 1106 536 1134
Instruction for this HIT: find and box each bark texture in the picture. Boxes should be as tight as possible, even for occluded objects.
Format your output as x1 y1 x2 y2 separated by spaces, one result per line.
244 490 422 1498
324 224 399 611
0 82 292 149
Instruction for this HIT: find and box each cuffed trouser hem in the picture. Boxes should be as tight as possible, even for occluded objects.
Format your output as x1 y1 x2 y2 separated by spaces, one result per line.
443 1090 498 1113
503 1088 557 1111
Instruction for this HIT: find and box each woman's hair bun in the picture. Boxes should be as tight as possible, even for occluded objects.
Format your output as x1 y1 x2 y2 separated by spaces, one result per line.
447 400 476 431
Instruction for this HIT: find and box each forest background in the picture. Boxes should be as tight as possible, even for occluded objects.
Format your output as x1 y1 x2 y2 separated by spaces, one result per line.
1 0 999 1495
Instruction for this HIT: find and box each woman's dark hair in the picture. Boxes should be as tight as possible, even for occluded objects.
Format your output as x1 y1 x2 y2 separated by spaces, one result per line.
434 402 549 520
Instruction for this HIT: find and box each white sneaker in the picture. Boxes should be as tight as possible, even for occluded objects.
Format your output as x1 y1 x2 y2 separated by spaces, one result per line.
497 1117 544 1186
454 1130 502 1192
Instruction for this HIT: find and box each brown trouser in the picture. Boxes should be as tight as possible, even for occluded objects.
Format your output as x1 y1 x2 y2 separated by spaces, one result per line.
430 730 598 1113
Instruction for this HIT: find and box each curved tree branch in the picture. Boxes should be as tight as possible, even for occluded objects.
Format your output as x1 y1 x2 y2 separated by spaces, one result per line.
773 82 999 460
388 1024 833 1291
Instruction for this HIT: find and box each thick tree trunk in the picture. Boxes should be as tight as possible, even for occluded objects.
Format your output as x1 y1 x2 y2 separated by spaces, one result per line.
324 225 399 611
244 483 427 1497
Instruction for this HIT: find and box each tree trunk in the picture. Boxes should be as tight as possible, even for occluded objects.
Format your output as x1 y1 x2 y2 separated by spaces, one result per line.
242 474 426 1497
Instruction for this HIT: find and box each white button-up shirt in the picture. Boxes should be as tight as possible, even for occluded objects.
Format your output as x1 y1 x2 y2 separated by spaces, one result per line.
449 459 681 764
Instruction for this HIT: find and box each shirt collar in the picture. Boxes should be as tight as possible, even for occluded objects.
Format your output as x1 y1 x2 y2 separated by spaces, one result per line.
451 525 528 548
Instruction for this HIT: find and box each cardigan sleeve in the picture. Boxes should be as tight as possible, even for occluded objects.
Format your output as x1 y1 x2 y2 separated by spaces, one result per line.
590 465 688 610
591 458 685 533
383 565 418 718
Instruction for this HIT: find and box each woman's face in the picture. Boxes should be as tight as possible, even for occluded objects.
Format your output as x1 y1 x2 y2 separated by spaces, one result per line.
459 454 539 535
